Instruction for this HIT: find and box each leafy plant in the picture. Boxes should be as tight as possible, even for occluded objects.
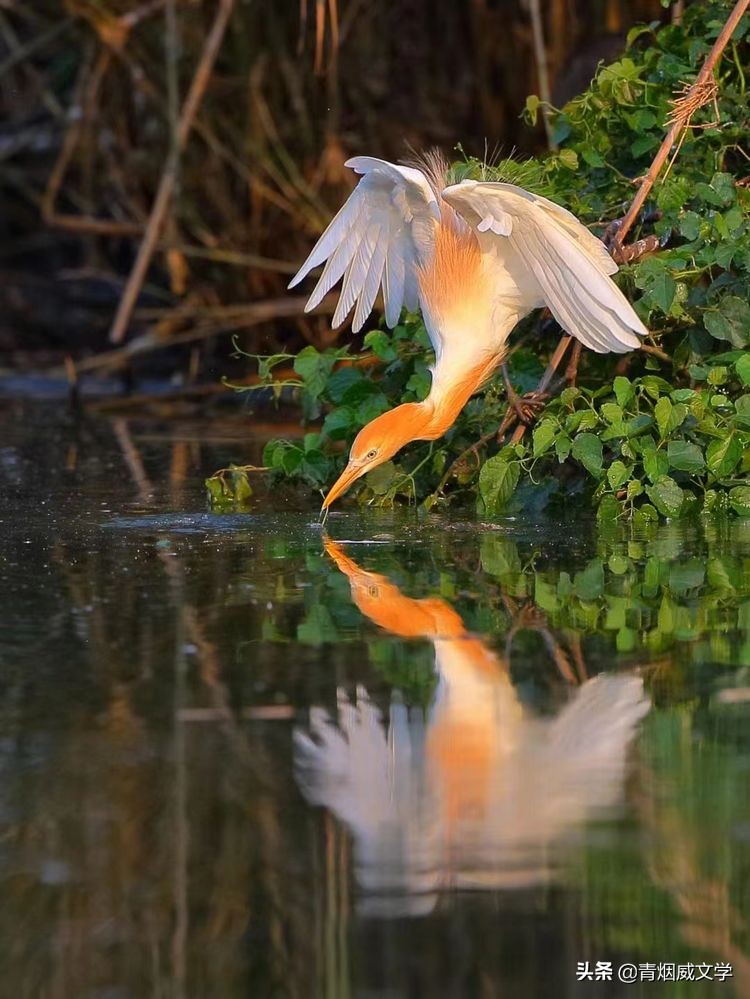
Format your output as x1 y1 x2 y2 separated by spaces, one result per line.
216 0 750 520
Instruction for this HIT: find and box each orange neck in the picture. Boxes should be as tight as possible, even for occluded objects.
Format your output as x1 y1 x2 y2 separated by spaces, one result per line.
422 351 505 439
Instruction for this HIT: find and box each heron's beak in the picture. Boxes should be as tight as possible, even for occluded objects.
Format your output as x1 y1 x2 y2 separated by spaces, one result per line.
321 461 364 511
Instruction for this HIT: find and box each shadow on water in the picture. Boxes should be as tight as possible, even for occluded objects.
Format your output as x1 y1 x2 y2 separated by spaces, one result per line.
1 402 750 996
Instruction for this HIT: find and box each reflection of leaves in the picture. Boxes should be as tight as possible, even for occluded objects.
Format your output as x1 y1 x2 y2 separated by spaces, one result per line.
481 536 522 579
297 605 338 645
729 486 750 517
574 561 604 601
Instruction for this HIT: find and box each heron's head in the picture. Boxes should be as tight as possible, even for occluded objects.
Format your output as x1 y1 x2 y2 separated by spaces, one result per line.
322 403 432 510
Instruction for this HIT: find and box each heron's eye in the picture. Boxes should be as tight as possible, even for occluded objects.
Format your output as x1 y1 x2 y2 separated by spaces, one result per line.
365 448 378 461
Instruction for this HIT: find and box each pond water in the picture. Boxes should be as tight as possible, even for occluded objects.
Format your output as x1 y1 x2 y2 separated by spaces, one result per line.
2 400 750 998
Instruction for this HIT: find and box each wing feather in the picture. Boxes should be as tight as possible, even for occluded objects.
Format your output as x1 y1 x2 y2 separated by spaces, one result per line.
383 238 406 328
290 157 440 332
521 228 634 352
304 201 367 312
441 181 646 353
353 224 389 332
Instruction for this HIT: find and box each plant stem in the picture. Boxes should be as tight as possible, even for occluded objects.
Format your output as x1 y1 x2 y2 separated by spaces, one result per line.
108 0 236 344
509 0 750 444
612 0 750 251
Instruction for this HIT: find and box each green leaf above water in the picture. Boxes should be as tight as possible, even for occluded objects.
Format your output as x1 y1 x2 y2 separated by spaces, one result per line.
667 440 705 474
571 433 604 475
646 476 685 518
479 456 520 513
729 486 750 517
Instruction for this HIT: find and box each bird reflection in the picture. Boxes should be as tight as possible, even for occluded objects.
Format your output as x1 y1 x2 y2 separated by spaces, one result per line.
295 538 649 916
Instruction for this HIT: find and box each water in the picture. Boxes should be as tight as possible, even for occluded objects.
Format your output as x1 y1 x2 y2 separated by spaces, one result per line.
2 401 750 998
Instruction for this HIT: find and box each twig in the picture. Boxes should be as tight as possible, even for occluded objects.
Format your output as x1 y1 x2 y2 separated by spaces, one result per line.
612 0 750 251
108 0 236 344
508 0 750 443
55 294 335 376
0 15 72 78
528 0 557 151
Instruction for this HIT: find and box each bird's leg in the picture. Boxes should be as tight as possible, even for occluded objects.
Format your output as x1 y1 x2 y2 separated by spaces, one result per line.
508 334 573 444
602 209 666 264
500 364 549 427
501 594 579 686
564 340 583 387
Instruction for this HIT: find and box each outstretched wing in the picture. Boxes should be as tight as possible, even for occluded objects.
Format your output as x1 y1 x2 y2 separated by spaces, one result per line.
441 181 646 353
289 157 440 332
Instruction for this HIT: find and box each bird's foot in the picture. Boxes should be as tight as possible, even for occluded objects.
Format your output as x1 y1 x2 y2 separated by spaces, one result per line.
602 210 668 264
498 388 549 439
511 389 549 425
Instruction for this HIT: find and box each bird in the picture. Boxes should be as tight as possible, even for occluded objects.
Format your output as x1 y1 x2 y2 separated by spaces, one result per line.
294 539 649 915
289 153 647 510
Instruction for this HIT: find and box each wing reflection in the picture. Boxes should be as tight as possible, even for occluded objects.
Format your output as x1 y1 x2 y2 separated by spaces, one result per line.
295 538 649 916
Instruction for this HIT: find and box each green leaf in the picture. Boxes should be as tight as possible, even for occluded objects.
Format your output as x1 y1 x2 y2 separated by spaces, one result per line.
293 346 335 398
366 461 397 495
322 407 356 441
364 330 397 361
613 376 635 408
706 436 741 477
601 402 624 425
646 475 685 518
635 260 676 314
641 375 672 400
597 495 622 522
356 393 390 424
478 456 520 513
524 94 541 124
679 210 702 241
555 435 572 463
607 460 630 489
532 419 557 457
655 397 687 437
737 354 750 387
729 486 750 516
704 296 750 348
631 133 659 157
558 148 578 170
263 439 286 469
643 447 669 483
302 450 331 485
652 272 676 313
571 433 603 475
405 366 431 400
667 440 705 473
736 395 750 429
627 478 643 500
326 366 364 404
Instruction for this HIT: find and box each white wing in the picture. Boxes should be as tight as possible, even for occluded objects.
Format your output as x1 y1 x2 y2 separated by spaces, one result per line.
289 157 440 332
441 180 647 353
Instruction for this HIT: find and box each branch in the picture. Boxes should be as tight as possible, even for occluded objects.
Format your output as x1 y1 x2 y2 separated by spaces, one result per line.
108 0 236 344
612 0 750 250
507 0 750 444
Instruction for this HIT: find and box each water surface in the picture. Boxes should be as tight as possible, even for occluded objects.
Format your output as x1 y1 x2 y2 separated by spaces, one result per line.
2 401 749 997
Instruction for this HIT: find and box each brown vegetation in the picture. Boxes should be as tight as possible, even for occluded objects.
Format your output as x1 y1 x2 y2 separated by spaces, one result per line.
2 0 665 377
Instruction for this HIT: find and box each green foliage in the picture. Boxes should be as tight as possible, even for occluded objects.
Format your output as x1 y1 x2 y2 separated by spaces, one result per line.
261 517 750 697
222 1 750 519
